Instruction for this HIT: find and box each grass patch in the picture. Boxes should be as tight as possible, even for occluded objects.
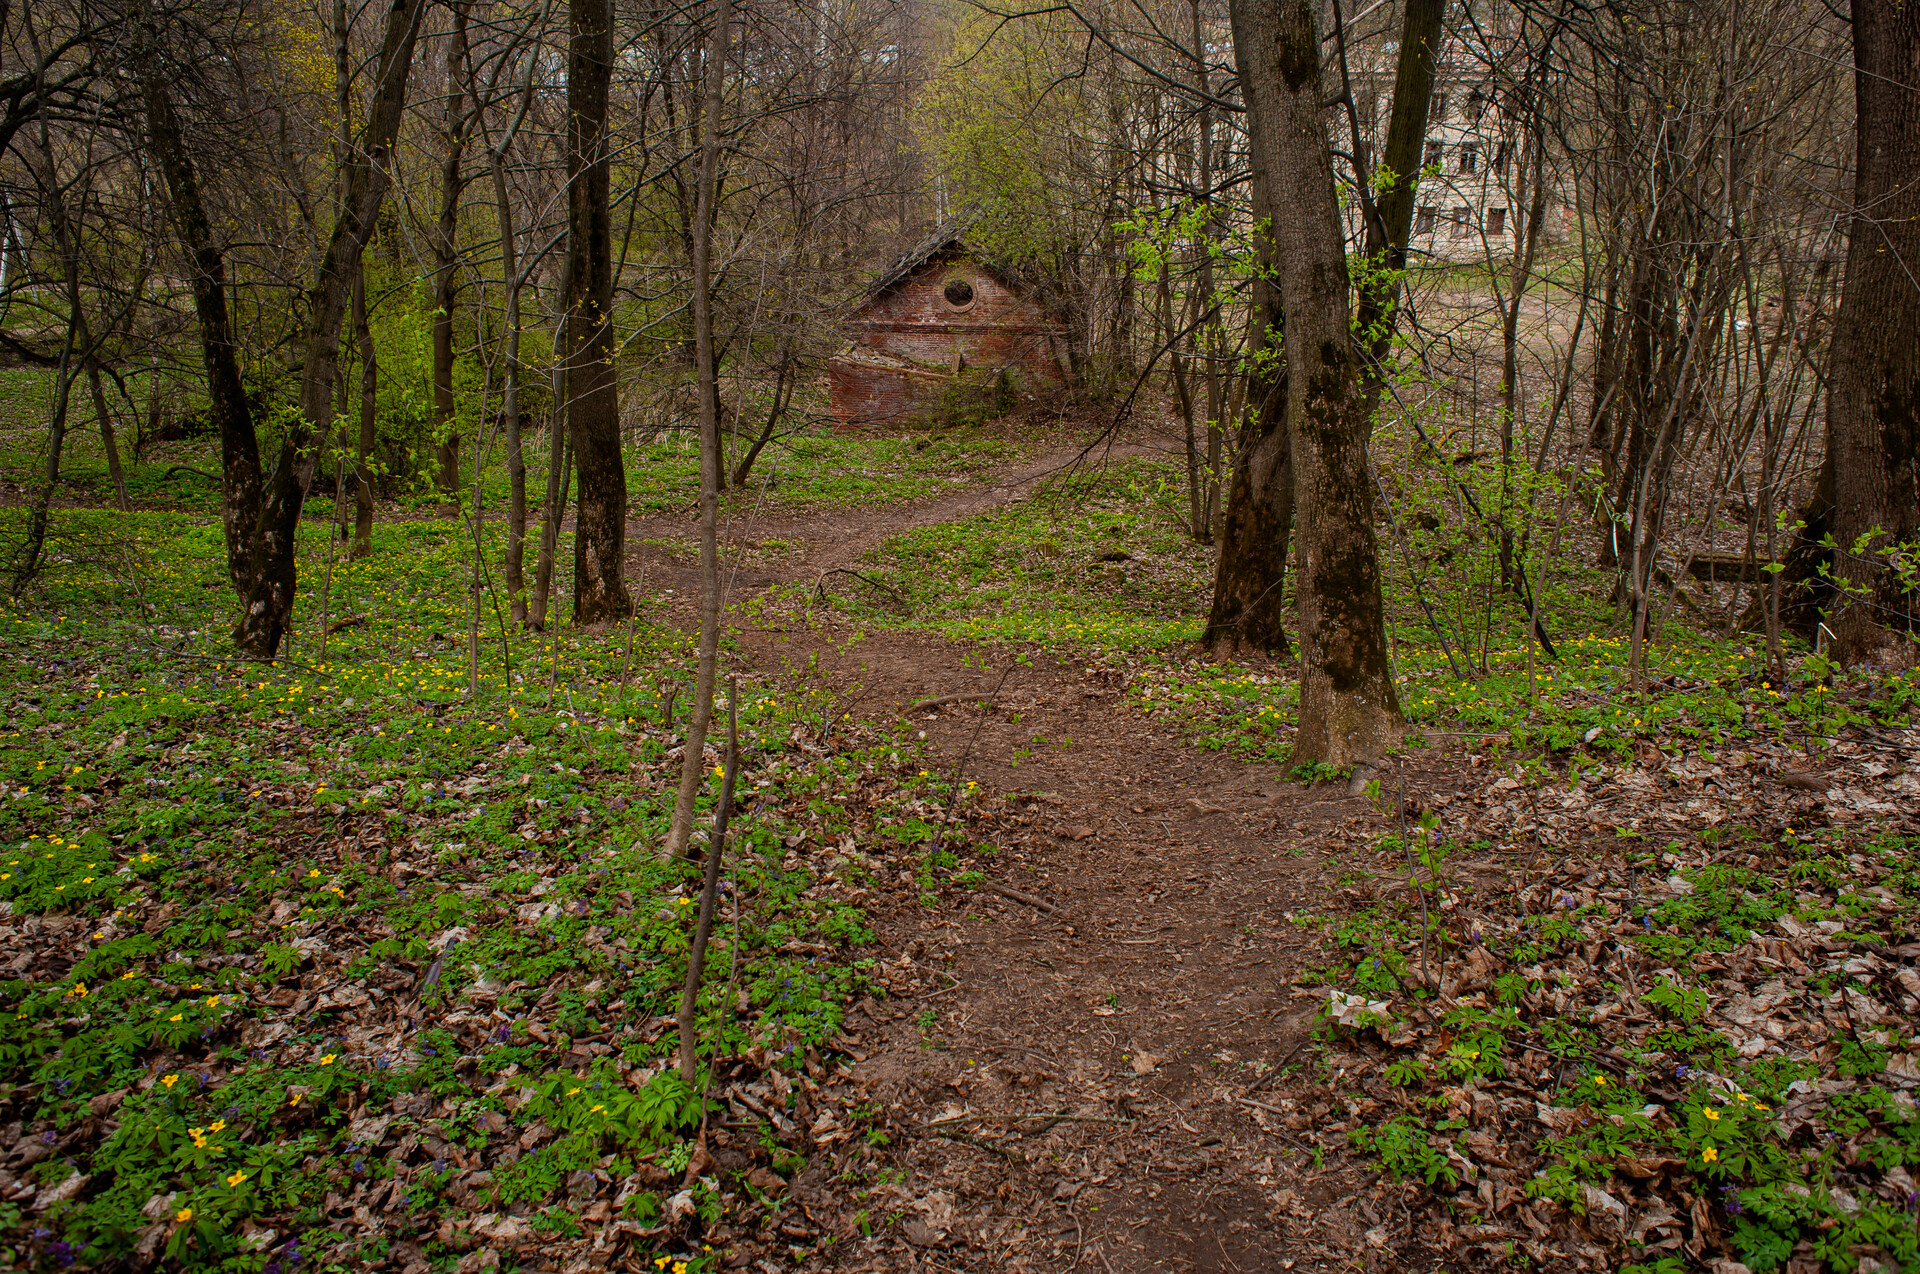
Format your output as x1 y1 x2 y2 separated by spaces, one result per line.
0 504 968 1270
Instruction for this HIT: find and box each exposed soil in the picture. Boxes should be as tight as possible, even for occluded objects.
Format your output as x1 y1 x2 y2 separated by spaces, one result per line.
626 439 1488 1272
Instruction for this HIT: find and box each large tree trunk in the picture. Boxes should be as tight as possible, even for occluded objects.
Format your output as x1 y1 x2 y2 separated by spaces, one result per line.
135 37 265 609
1233 0 1401 765
238 0 424 656
566 0 630 625
1827 0 1920 662
666 0 731 860
433 2 470 508
1203 2 1293 654
1205 0 1439 657
1201 249 1291 651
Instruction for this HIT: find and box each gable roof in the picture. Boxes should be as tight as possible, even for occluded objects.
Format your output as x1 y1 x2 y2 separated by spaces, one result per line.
861 219 974 300
855 217 1029 309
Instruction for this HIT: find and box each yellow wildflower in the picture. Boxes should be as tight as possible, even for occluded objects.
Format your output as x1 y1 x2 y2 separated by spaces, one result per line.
176 1207 193 1223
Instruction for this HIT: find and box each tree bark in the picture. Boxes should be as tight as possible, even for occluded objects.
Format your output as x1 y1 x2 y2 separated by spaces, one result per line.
1206 0 1438 657
350 254 377 558
1202 0 1293 653
135 35 264 611
566 0 631 625
433 1 470 508
1233 0 1401 764
1352 0 1444 353
666 0 731 860
491 136 529 626
1827 0 1920 662
1201 252 1291 651
230 0 423 656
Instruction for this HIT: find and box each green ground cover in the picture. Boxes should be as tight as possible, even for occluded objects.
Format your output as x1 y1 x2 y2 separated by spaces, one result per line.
0 507 968 1271
801 456 1917 770
0 381 1033 525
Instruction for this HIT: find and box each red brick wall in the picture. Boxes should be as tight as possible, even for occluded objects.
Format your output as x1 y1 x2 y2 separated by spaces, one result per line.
828 361 951 429
830 251 1068 427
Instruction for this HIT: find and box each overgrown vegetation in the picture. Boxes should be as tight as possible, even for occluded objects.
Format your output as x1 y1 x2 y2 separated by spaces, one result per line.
0 502 980 1271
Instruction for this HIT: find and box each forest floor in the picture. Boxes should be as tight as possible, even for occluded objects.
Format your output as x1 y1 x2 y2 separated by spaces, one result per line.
621 433 1920 1274
2 413 1919 1274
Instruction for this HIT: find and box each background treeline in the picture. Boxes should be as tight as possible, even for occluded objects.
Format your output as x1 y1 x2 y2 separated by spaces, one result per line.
0 0 1913 694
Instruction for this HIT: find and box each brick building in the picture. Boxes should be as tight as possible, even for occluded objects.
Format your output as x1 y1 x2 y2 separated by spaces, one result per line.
828 226 1068 428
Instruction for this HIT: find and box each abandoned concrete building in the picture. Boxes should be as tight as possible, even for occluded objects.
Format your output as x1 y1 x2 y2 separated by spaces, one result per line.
827 227 1068 428
1337 3 1571 262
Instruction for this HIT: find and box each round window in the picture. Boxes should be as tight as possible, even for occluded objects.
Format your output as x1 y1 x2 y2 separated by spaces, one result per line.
943 278 976 309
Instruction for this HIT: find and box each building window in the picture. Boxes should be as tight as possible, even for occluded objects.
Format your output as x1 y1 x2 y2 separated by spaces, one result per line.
1487 208 1507 236
1415 205 1436 235
1423 140 1443 168
1493 143 1510 176
1449 207 1470 239
1466 90 1487 123
1459 145 1478 173
942 278 976 310
1429 92 1447 122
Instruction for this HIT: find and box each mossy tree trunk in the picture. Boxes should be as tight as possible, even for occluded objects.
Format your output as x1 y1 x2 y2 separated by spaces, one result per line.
566 0 631 626
1827 0 1920 663
1230 0 1401 764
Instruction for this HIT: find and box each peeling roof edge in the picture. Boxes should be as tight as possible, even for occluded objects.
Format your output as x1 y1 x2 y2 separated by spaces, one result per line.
853 216 1029 310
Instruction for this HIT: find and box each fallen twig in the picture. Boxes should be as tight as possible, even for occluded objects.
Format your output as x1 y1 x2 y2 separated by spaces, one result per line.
911 691 1003 711
929 1129 1024 1162
1227 1096 1315 1155
979 878 1064 915
813 567 904 605
924 1110 1133 1129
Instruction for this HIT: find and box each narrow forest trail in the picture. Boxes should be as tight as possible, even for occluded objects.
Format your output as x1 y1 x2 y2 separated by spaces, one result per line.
625 439 1478 1273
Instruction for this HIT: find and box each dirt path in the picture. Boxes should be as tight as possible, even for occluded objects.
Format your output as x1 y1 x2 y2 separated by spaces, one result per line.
622 439 1161 598
627 442 1470 1272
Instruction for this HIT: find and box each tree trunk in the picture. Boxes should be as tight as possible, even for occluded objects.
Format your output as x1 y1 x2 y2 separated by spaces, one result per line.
1192 0 1224 540
11 308 75 592
531 246 569 631
566 0 630 625
1201 258 1291 651
1232 0 1401 764
33 121 130 516
1352 0 1444 353
350 255 377 558
491 146 529 625
666 0 731 860
1206 0 1438 658
1202 0 1295 653
433 1 470 508
135 36 265 612
236 0 424 657
1827 0 1920 662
